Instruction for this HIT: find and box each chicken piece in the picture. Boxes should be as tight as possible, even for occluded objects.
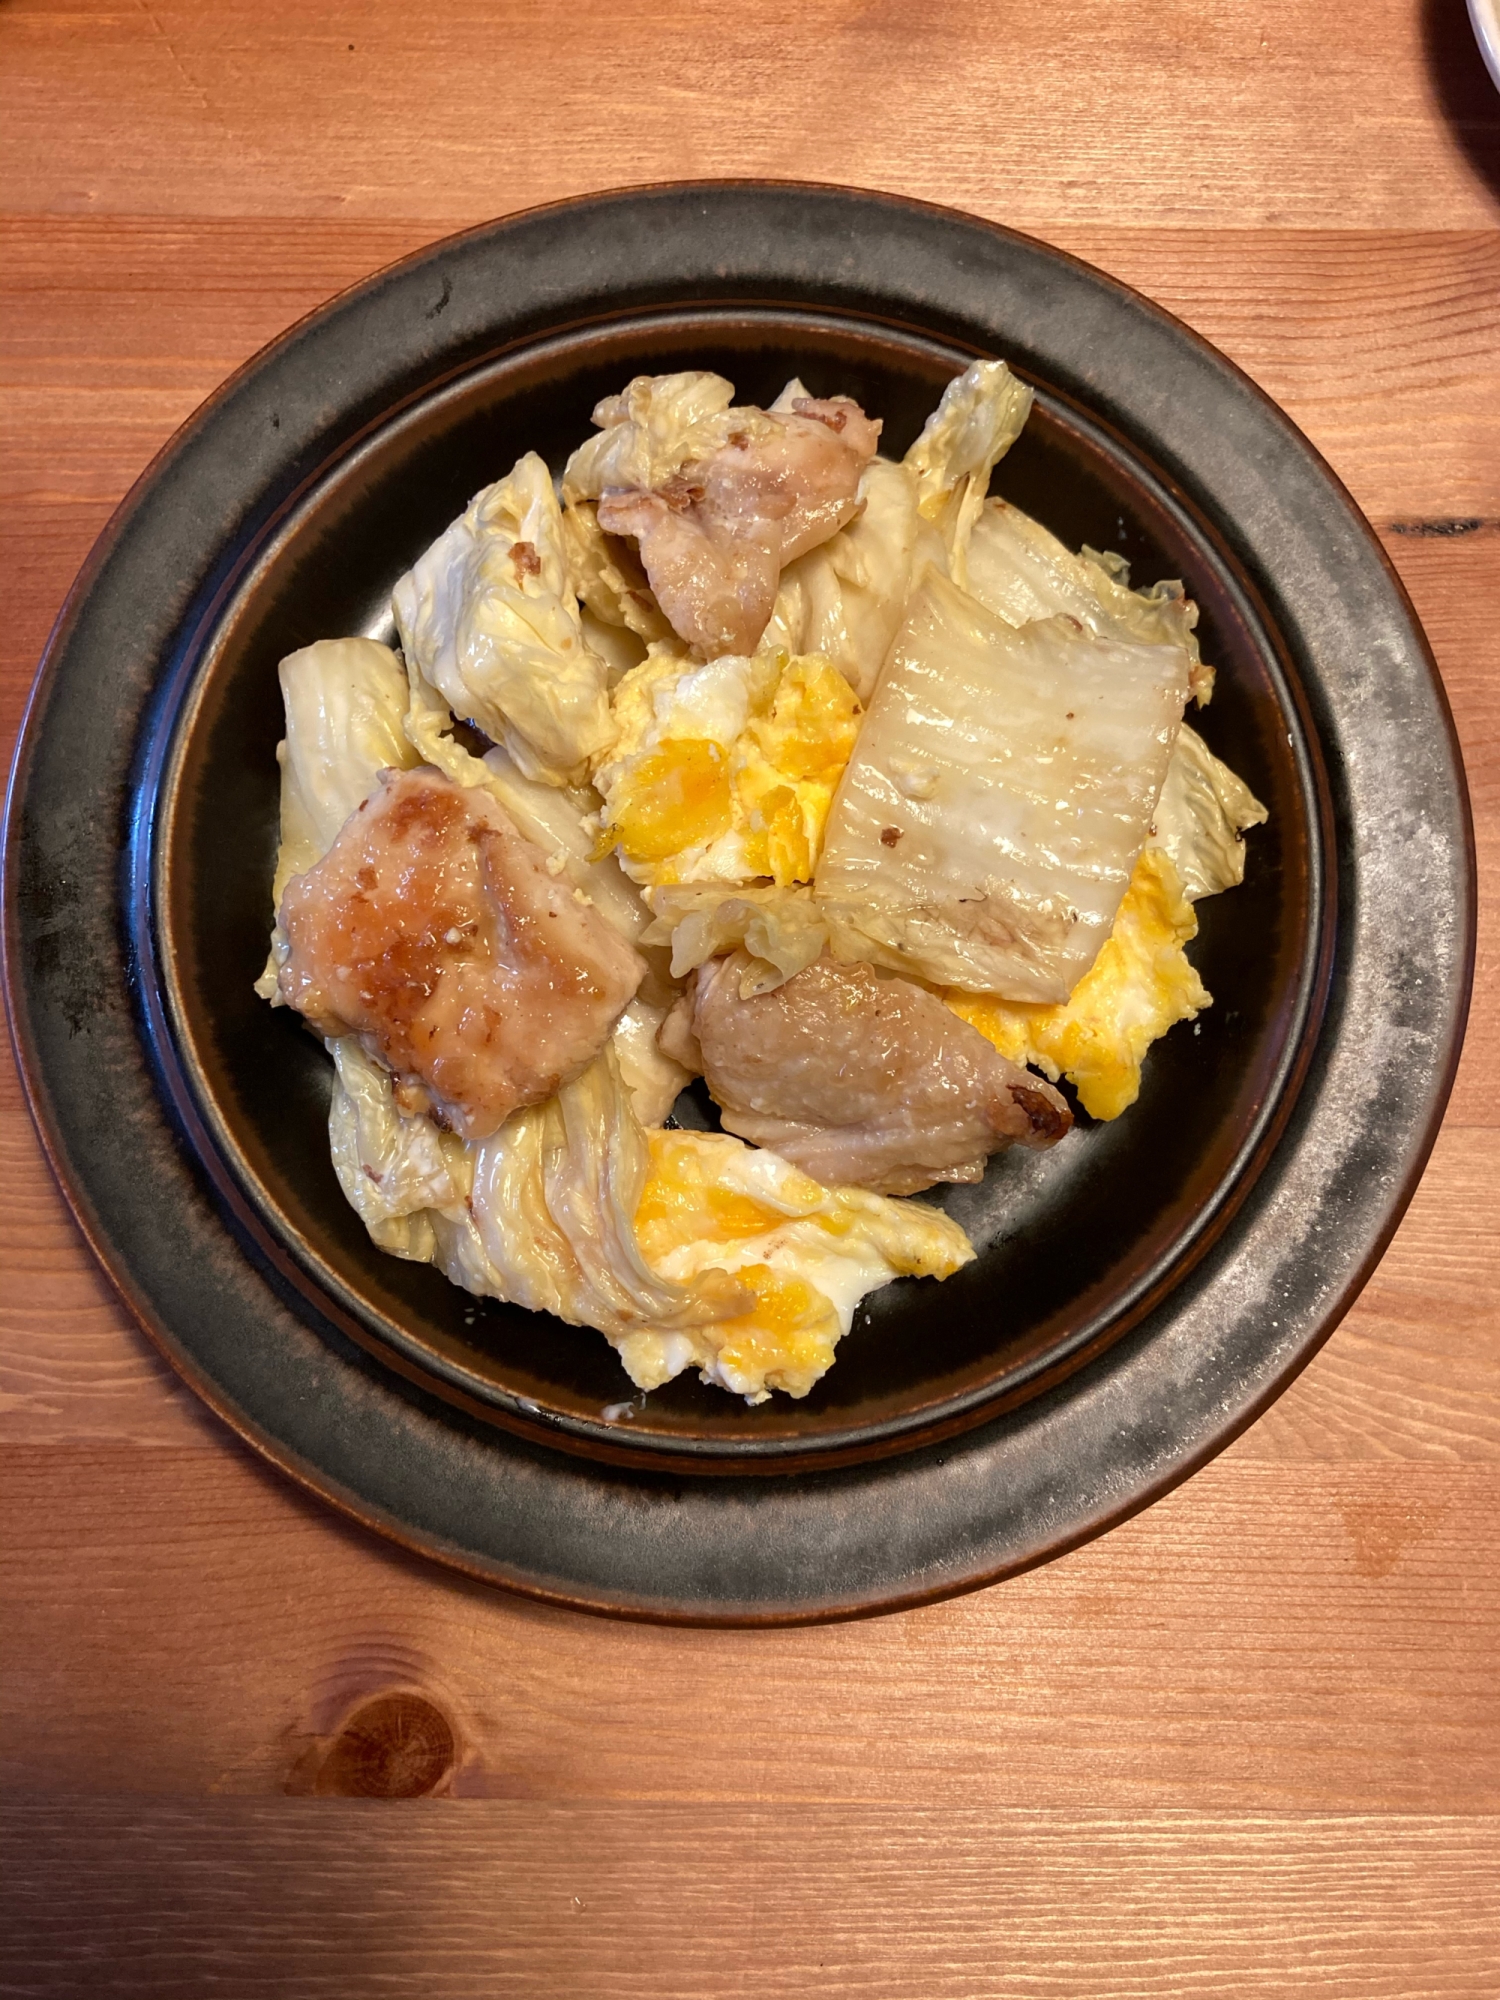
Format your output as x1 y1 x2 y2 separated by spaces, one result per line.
596 397 881 659
278 766 645 1140
702 398 883 564
692 953 1070 1196
656 984 704 1074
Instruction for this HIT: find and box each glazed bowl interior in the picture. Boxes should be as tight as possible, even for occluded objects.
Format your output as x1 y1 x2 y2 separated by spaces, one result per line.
157 306 1321 1469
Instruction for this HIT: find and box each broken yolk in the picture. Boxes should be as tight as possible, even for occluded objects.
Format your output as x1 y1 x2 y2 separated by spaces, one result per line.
709 1263 840 1389
635 1132 795 1256
738 781 812 885
606 738 732 865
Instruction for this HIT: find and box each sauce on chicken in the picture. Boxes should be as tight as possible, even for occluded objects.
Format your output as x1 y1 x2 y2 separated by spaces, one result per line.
278 766 645 1139
687 952 1071 1196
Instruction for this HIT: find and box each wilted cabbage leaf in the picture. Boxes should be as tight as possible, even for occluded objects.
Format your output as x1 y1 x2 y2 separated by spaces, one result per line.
642 883 829 994
965 498 1213 705
760 456 943 703
562 371 741 503
1151 722 1269 900
327 1034 469 1259
902 359 1033 586
815 570 1189 1002
610 995 694 1126
392 452 614 787
328 1040 748 1340
560 497 674 646
578 607 651 688
269 637 415 895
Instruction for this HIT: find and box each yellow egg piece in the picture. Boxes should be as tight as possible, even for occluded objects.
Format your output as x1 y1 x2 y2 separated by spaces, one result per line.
746 653 862 786
607 737 732 865
632 1129 974 1401
708 1264 841 1400
597 649 861 888
734 654 861 885
634 1158 793 1256
949 847 1211 1121
738 780 813 885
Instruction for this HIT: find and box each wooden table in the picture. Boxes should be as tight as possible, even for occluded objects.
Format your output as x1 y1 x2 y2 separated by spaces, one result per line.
3 3 1498 1993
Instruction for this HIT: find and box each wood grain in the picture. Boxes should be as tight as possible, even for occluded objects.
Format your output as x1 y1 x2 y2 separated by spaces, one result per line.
3 1444 1496 1810
4 1800 1498 1999
1240 1128 1500 1460
3 3 1498 1990
2 0 1499 232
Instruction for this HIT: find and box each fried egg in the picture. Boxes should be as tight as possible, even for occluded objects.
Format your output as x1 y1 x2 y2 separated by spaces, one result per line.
620 1129 974 1402
593 646 861 889
947 847 1210 1121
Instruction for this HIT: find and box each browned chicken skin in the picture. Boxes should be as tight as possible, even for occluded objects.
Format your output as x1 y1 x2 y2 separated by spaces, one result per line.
689 952 1071 1195
597 397 881 659
278 767 645 1139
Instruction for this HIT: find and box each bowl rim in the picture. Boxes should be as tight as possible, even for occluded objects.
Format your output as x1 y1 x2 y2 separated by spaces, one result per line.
2 180 1475 1622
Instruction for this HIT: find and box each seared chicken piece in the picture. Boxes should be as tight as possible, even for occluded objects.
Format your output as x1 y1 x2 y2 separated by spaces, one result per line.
597 397 881 659
278 767 645 1139
691 953 1070 1196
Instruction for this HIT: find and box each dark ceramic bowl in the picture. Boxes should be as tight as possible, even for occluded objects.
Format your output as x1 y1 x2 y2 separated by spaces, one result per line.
4 185 1472 1618
157 315 1324 1471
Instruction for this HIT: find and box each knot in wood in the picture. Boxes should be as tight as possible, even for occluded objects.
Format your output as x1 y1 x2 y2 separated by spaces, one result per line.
313 1691 457 1798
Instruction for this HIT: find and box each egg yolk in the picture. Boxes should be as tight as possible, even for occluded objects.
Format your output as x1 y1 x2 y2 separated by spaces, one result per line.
635 1132 799 1256
733 656 862 884
709 1263 841 1389
605 738 732 865
602 653 861 886
739 781 813 885
747 655 862 785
